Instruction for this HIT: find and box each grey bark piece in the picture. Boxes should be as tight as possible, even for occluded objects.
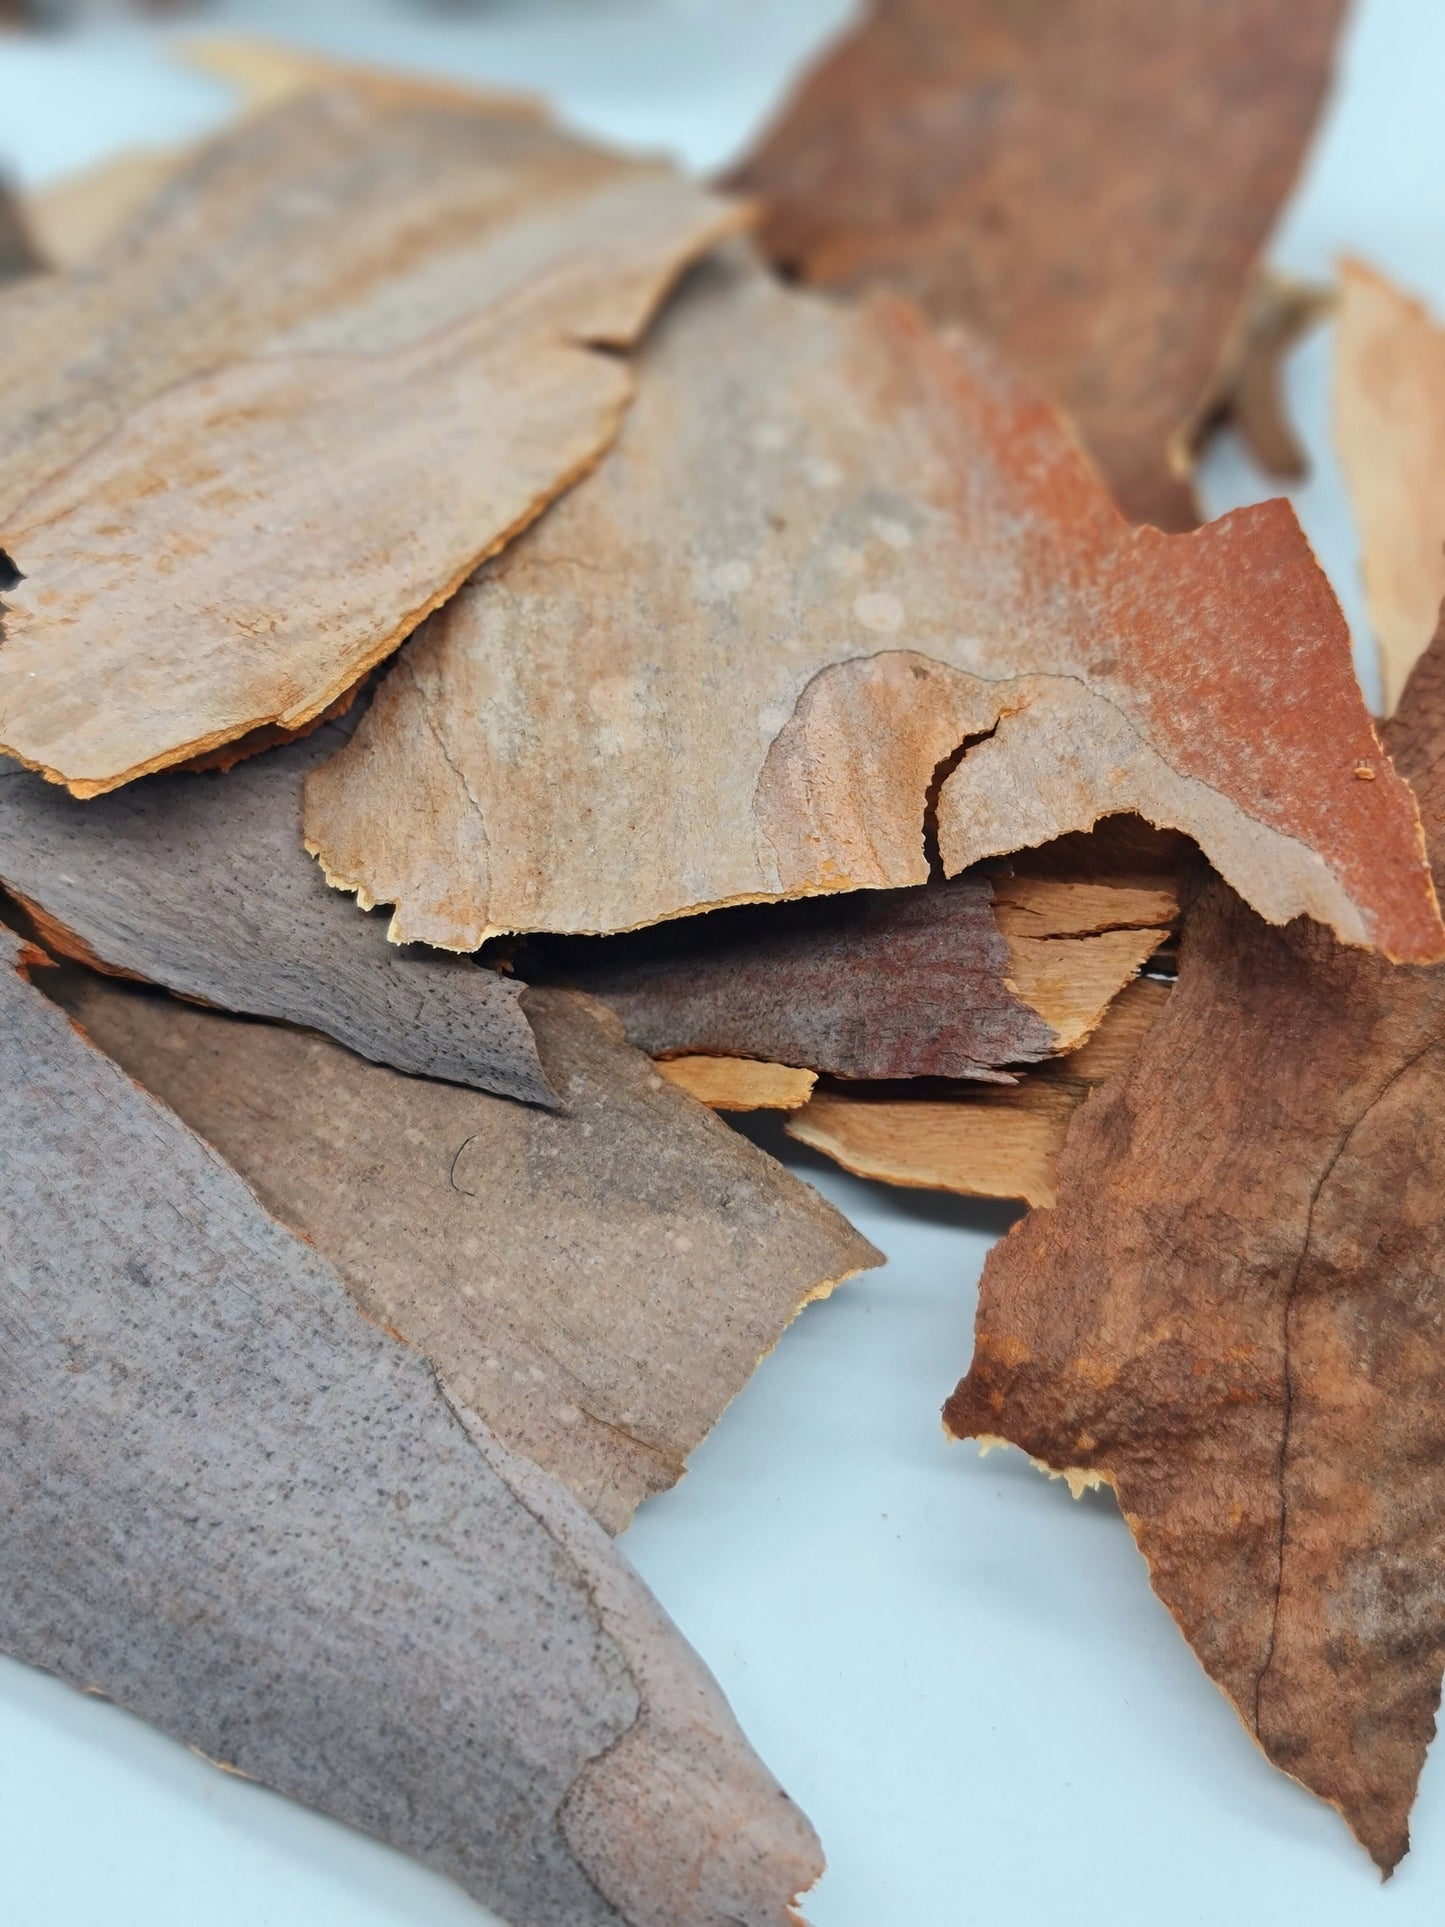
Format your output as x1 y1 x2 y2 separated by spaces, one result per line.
0 926 824 1927
54 968 879 1533
0 720 557 1107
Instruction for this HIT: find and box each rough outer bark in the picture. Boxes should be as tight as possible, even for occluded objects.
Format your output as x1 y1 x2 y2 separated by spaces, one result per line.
0 926 823 1926
305 248 1442 966
945 620 1445 1872
54 969 878 1533
559 866 1172 1080
787 975 1170 1206
1335 259 1445 715
0 85 742 796
726 0 1345 529
0 720 556 1107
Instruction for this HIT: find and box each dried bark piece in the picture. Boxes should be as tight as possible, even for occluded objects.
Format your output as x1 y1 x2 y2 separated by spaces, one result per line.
26 149 183 269
1175 271 1333 482
788 976 1170 1206
559 862 1173 1080
656 1056 817 1111
0 86 742 796
0 721 555 1106
306 249 1442 966
945 622 1445 1872
0 926 823 1926
0 180 41 282
1335 259 1445 715
726 0 1345 529
55 968 877 1533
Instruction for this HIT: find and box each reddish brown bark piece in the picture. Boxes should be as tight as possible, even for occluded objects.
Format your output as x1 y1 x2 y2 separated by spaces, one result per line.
559 857 1173 1080
0 84 740 796
54 968 877 1533
0 927 823 1925
727 0 1345 528
306 250 1442 967
946 618 1445 1872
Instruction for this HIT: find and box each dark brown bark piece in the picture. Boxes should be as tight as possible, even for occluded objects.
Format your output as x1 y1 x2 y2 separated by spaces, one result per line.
945 617 1445 1872
0 84 740 796
0 926 823 1925
0 180 41 281
0 720 556 1107
727 0 1345 528
53 969 878 1533
556 859 1174 1080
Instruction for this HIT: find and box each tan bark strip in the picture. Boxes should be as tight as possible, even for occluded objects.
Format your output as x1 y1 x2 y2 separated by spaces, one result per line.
306 246 1441 965
0 926 823 1926
0 719 556 1106
0 84 743 796
656 1056 817 1111
54 970 878 1534
1335 258 1445 715
726 0 1345 529
945 616 1445 1873
787 976 1170 1207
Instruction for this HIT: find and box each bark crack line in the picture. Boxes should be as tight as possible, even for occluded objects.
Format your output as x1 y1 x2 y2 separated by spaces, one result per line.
923 724 999 880
1251 1033 1445 1737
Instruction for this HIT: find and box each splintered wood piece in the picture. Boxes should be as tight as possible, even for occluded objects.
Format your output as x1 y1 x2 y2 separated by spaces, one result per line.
656 1056 817 1111
305 249 1442 966
945 619 1445 1873
725 0 1345 529
1335 259 1445 715
56 970 878 1533
0 928 823 1926
787 976 1170 1206
558 864 1173 1081
0 87 742 797
0 721 556 1107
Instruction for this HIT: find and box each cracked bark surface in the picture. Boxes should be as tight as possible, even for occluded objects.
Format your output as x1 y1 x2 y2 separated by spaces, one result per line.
726 0 1345 529
945 618 1445 1872
1335 259 1445 715
53 966 877 1533
0 925 824 1926
0 83 741 796
305 246 1441 965
0 717 556 1106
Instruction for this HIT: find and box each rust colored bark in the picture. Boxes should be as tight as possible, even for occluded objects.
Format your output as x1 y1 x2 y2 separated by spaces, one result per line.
728 0 1345 528
946 615 1445 1872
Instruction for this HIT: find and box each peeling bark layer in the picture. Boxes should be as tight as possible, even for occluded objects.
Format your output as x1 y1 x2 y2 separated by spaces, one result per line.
0 927 823 1926
54 969 877 1532
305 248 1442 965
727 0 1345 528
0 720 556 1106
946 621 1445 1872
0 84 741 795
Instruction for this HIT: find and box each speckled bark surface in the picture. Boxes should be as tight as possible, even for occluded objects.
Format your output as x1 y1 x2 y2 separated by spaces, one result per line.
0 927 823 1925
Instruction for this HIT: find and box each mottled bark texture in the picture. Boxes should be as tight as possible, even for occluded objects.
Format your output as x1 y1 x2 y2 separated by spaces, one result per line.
728 0 1345 528
1335 259 1445 714
0 84 740 795
0 927 823 1925
305 249 1440 966
946 620 1445 1871
0 719 556 1106
53 969 877 1532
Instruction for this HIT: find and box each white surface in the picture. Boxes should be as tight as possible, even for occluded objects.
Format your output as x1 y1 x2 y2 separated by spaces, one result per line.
2 3 1444 1923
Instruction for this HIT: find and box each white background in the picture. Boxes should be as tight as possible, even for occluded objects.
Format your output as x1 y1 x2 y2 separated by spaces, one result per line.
2 3 1444 1922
